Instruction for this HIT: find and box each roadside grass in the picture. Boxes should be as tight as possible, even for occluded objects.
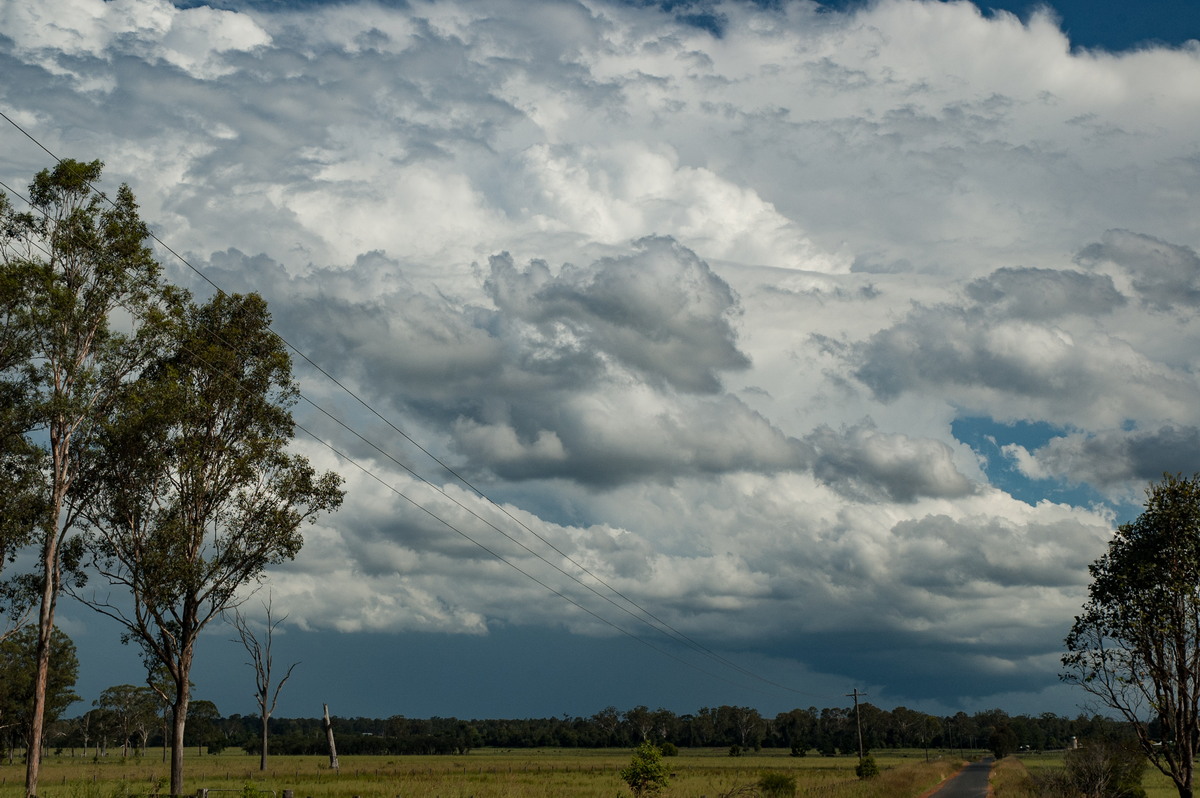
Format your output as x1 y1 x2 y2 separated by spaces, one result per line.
0 748 975 798
989 756 1036 798
1003 751 1180 798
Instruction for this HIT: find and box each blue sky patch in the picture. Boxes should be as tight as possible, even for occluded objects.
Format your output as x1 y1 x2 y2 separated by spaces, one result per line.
952 416 1110 509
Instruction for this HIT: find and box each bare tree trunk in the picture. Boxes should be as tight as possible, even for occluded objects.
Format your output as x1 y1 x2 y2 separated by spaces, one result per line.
260 714 268 771
322 705 338 773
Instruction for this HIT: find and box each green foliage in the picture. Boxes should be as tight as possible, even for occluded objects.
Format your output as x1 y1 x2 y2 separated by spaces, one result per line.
758 771 797 797
1032 741 1147 798
75 290 344 794
620 741 670 798
240 783 269 798
0 625 79 746
658 741 678 756
188 699 223 753
989 722 1019 759
96 683 158 754
855 755 880 779
0 440 43 627
728 744 743 757
0 158 179 796
1063 474 1200 792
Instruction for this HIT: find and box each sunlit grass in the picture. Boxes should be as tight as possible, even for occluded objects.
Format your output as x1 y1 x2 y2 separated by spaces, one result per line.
0 748 976 798
989 756 1036 798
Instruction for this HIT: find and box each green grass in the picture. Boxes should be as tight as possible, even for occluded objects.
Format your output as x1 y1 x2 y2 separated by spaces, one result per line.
1003 750 1187 798
0 748 975 798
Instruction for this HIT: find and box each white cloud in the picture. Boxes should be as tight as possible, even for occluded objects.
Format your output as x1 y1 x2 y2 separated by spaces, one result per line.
1007 425 1200 498
5 0 1200 707
0 0 269 83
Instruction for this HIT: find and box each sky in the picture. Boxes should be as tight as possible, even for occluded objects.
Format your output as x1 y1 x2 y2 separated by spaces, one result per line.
1 0 1199 723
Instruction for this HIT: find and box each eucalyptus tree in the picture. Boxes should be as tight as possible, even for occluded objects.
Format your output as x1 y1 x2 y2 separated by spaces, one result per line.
76 291 344 795
0 625 80 759
0 160 176 798
96 684 158 756
1063 474 1200 798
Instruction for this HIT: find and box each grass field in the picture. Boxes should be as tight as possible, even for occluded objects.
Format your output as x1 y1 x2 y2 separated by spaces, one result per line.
997 751 1185 798
0 748 972 798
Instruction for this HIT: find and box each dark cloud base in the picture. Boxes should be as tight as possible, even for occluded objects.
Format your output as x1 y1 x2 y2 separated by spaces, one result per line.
763 629 1062 703
66 605 852 718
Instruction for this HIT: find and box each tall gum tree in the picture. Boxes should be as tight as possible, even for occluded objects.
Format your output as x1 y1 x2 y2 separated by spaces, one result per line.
76 291 344 796
0 160 175 798
1063 473 1200 798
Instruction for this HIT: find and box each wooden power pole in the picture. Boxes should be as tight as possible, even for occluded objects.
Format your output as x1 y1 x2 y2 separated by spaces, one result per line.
847 689 867 761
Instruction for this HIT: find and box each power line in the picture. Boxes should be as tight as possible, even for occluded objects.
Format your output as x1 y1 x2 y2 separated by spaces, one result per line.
1 180 765 695
0 112 838 701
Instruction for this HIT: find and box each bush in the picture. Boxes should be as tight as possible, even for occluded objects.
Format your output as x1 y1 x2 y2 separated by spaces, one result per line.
620 742 670 798
659 741 678 757
789 743 807 757
758 772 797 797
728 744 743 757
1031 741 1146 798
855 755 880 779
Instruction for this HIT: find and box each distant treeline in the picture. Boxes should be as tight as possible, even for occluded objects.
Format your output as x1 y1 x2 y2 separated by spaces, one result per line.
191 705 1128 757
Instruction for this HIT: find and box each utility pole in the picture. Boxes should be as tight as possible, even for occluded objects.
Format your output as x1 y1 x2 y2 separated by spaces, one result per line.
846 689 867 762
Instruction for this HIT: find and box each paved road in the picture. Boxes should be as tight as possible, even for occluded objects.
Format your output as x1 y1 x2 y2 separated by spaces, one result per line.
928 757 995 798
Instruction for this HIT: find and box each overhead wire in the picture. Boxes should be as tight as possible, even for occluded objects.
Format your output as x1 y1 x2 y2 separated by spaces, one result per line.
0 112 839 701
1 175 769 696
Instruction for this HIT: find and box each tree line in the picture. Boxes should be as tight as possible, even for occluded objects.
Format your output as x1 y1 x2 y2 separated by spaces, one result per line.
3 658 1138 762
252 705 1129 756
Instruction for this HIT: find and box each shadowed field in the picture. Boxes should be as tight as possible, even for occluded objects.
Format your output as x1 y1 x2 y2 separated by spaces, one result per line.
0 749 971 798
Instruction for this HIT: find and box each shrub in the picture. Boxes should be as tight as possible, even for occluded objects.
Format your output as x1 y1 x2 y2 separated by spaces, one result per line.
855 755 880 779
758 771 797 797
789 743 807 757
620 742 670 798
728 744 743 757
1032 741 1146 798
659 741 679 757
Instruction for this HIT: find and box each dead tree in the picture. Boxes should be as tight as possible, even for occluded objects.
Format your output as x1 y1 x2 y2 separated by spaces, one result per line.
229 596 299 771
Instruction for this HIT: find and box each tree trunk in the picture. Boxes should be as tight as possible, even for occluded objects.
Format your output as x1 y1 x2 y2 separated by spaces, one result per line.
169 672 191 796
322 704 338 772
24 531 59 798
260 713 268 771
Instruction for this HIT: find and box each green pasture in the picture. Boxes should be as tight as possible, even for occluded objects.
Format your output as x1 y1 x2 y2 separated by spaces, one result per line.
0 748 972 798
